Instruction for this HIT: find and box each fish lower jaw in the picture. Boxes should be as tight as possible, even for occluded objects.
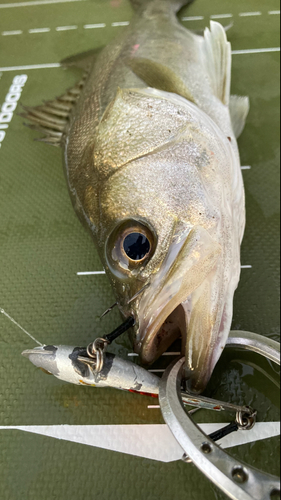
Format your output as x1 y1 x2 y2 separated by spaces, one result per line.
136 302 189 365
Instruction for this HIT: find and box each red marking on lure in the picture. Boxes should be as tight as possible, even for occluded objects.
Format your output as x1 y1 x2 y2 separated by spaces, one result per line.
128 389 158 398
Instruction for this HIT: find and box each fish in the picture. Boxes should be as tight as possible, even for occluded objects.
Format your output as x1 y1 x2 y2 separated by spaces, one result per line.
22 0 249 393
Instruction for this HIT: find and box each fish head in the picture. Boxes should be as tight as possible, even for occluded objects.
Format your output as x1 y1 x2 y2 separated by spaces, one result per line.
81 88 244 393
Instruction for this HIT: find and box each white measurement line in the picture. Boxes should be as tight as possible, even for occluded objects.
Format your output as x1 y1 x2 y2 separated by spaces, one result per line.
0 0 85 7
232 47 280 55
148 405 160 409
56 25 77 31
28 28 50 33
84 23 106 29
241 265 252 269
210 14 233 19
0 63 61 71
127 353 138 357
182 15 204 21
2 30 23 36
241 166 251 170
239 11 262 17
183 11 280 21
77 271 106 275
111 21 130 27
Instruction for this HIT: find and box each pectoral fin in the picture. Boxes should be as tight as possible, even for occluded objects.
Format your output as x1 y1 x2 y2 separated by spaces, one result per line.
127 57 196 103
229 95 250 138
192 22 233 36
203 21 231 105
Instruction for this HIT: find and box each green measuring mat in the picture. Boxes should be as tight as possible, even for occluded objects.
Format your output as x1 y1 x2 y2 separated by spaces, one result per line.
0 1 279 499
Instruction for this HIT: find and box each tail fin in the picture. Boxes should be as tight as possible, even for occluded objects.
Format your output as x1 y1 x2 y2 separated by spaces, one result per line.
130 0 195 14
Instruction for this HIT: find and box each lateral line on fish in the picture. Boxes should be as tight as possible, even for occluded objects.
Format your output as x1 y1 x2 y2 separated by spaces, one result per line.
0 308 43 346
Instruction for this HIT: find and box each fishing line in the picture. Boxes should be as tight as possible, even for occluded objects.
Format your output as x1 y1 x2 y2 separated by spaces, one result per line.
0 307 43 346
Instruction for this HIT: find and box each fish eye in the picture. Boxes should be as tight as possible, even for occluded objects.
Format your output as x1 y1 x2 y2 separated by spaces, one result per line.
123 232 151 262
106 219 156 274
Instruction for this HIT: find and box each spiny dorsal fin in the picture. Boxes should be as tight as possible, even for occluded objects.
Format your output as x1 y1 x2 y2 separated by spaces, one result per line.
229 95 250 138
61 47 103 71
127 57 196 104
203 21 231 105
20 74 88 147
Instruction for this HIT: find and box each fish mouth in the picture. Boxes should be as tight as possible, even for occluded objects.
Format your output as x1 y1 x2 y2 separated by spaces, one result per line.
136 225 223 394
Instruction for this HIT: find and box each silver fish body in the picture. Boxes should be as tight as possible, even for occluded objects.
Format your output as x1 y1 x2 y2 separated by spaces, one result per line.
23 0 249 393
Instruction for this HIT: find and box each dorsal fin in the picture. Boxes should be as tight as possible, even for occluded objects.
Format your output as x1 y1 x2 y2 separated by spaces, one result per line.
20 73 88 147
203 21 231 106
192 22 233 36
229 95 250 138
127 57 196 104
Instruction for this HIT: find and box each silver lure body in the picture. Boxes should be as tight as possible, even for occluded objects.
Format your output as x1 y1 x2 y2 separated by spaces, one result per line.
22 345 159 395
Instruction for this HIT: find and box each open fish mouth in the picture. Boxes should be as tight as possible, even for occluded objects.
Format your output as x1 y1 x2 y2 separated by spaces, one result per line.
135 225 223 393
